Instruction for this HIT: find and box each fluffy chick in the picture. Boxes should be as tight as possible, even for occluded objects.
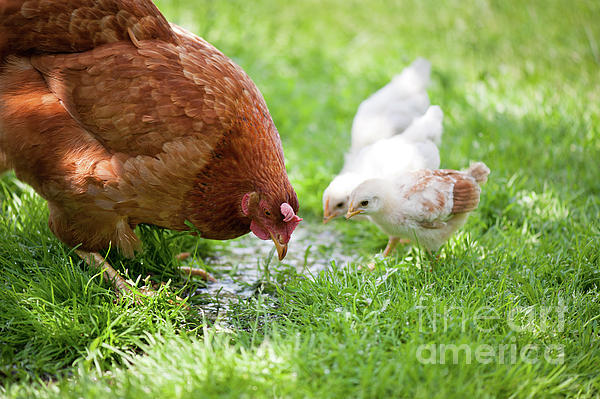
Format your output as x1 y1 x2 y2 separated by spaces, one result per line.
323 105 443 222
346 162 490 256
350 57 432 152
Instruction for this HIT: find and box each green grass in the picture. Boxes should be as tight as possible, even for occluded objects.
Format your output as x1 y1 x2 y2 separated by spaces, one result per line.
2 0 600 397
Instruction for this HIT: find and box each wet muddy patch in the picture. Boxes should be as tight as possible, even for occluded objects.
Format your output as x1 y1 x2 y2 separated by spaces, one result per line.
187 222 361 318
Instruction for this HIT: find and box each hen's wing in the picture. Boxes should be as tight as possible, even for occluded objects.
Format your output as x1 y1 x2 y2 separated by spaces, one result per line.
32 42 224 156
30 22 267 155
27 24 267 228
0 0 175 57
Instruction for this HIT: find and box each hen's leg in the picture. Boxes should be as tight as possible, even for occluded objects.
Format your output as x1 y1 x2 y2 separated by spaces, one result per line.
179 266 216 282
0 152 10 174
175 252 216 282
75 250 152 297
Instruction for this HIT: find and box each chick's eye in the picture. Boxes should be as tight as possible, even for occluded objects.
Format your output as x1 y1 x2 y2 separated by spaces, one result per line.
336 202 344 208
360 200 369 207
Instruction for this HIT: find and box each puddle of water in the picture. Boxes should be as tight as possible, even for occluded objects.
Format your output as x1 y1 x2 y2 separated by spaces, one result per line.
188 222 360 317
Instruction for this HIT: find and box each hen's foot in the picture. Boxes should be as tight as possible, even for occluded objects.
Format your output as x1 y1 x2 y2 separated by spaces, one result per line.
175 252 216 282
75 250 154 298
179 266 216 282
175 252 191 261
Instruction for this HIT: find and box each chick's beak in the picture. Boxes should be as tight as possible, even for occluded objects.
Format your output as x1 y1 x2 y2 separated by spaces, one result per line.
345 205 363 219
323 198 332 224
269 232 288 260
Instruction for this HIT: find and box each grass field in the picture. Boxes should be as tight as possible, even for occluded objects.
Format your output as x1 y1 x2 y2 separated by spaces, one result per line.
1 0 600 397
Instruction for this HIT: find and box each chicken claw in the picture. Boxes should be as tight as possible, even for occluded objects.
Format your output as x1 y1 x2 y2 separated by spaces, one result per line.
76 250 202 307
175 252 191 261
75 250 153 298
179 266 216 282
174 252 216 282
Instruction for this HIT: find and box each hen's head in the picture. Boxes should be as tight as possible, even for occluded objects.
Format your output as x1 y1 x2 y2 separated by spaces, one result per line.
241 191 301 260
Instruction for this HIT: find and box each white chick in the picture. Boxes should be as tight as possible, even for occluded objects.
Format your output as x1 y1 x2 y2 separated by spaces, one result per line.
346 162 490 256
323 105 443 222
350 57 432 152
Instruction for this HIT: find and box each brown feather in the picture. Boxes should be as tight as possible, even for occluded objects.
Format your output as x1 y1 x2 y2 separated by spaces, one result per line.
451 177 481 214
0 0 175 58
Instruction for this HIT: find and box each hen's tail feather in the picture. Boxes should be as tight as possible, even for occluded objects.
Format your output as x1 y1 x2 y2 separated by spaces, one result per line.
467 162 490 185
0 0 176 59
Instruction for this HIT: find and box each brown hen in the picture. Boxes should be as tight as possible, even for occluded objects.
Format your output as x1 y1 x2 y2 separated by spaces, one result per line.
0 0 301 294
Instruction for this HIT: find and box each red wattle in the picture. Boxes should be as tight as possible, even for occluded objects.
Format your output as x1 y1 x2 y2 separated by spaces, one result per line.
250 220 270 240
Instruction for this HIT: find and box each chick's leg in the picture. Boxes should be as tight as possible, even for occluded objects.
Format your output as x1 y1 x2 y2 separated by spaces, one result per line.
75 250 152 297
362 237 409 271
383 237 401 257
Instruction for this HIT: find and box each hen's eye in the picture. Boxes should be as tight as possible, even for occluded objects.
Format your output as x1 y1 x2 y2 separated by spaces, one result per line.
336 202 344 208
264 210 271 216
360 200 369 207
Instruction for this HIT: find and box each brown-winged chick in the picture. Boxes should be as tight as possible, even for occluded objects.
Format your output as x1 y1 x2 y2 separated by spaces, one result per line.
346 163 490 256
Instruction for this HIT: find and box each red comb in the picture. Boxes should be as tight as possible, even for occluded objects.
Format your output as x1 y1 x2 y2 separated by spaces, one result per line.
281 203 300 222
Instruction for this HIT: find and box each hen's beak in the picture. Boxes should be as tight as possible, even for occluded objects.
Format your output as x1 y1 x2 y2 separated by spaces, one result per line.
345 206 363 219
269 232 288 260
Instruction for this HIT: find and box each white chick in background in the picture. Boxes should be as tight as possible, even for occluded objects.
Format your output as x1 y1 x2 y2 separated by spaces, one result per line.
350 57 432 152
323 105 443 223
346 162 490 257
